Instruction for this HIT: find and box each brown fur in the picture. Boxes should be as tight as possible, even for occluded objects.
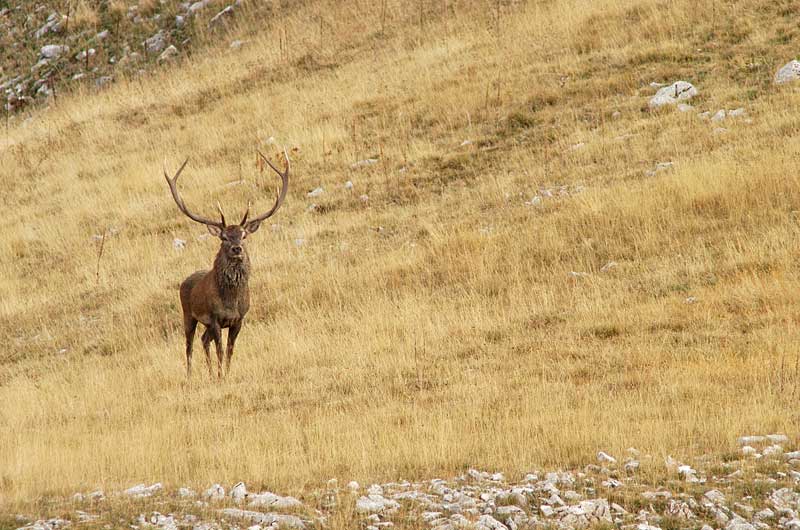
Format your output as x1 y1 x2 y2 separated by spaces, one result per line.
164 149 289 378
180 225 252 378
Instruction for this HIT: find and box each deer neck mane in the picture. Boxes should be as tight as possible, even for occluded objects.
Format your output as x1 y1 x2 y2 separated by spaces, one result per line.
214 250 250 301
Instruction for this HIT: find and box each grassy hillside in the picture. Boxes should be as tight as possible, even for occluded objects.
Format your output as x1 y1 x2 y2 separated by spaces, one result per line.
3 0 800 509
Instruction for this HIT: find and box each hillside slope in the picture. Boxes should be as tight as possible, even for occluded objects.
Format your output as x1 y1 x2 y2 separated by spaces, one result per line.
3 0 800 509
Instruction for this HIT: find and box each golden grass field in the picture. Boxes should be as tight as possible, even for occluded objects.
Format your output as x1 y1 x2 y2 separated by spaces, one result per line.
3 0 800 511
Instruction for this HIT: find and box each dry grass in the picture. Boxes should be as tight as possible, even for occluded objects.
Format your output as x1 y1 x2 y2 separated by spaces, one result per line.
71 0 100 30
3 0 800 512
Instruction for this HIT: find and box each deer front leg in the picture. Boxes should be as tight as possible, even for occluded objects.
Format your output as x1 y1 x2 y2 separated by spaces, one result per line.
225 320 243 376
201 327 214 378
208 320 224 379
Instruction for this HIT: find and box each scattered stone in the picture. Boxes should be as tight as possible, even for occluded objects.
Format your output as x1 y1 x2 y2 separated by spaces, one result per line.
649 81 698 108
178 487 195 498
677 103 694 112
144 30 167 53
645 161 674 177
599 261 618 273
597 452 617 465
344 180 354 190
351 158 379 168
230 40 246 49
173 238 186 250
158 45 179 62
230 482 247 503
356 495 400 515
775 60 800 84
203 484 225 501
124 483 163 498
40 44 68 59
705 489 726 504
248 491 302 510
209 6 235 27
307 187 324 198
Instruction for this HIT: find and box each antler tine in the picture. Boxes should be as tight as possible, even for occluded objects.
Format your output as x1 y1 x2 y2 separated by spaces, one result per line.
164 158 224 228
216 202 227 227
247 148 290 225
240 200 251 226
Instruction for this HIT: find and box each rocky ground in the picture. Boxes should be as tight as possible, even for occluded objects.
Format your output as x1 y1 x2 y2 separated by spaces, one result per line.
8 435 800 530
0 0 250 119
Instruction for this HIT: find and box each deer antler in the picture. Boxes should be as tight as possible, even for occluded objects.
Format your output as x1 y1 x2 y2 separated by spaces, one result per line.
164 158 225 229
242 147 290 230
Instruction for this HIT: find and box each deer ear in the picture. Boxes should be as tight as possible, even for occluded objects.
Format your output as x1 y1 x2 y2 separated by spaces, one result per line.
244 220 262 234
207 225 223 237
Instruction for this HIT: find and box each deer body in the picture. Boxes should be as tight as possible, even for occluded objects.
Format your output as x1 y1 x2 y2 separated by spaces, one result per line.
165 150 289 378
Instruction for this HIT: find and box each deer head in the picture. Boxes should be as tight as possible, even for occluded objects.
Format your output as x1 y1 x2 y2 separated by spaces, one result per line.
164 148 290 260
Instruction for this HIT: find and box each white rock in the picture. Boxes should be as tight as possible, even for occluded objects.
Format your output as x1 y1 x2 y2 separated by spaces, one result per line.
569 271 589 278
347 481 360 492
775 60 800 84
144 30 167 53
624 460 640 473
356 495 400 514
474 514 508 530
767 434 789 444
124 483 162 497
677 103 694 112
351 158 379 168
784 451 800 460
158 45 179 62
203 484 225 501
704 489 726 504
343 180 354 190
230 482 247 502
178 487 195 498
726 518 756 530
597 451 617 464
359 194 370 202
711 110 727 122
247 491 302 510
637 524 662 530
209 5 235 27
189 0 211 13
728 107 746 117
307 187 324 197
219 509 304 529
539 505 554 517
763 444 783 457
96 30 109 40
678 464 696 479
173 238 186 250
649 81 698 108
40 44 68 59
230 40 246 49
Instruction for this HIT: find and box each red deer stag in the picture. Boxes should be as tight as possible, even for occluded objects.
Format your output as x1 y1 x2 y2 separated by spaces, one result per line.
164 150 289 378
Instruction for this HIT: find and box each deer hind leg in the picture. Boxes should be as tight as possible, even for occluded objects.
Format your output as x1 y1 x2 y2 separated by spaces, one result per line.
225 320 243 376
208 321 224 379
184 317 198 379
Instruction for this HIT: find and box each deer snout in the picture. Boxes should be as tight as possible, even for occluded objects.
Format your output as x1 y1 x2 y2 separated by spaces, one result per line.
230 245 243 256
